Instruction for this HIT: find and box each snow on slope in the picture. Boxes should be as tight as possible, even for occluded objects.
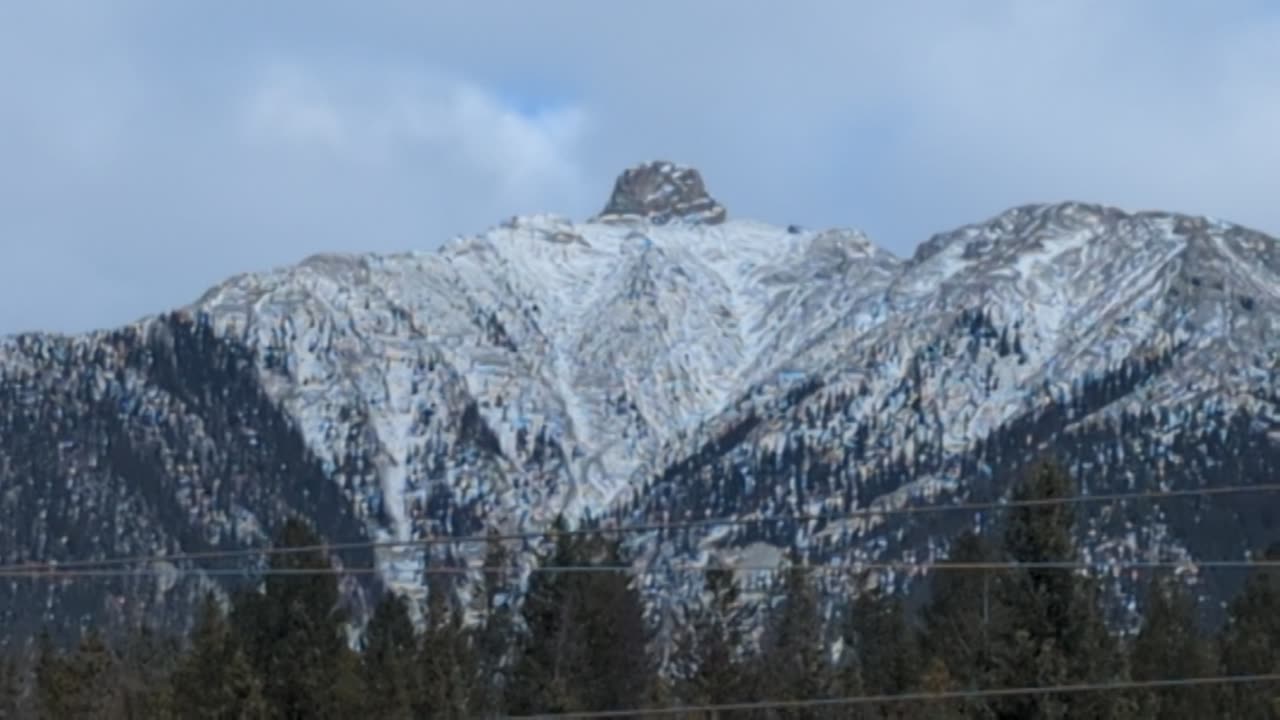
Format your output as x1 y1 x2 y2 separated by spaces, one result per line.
7 163 1277 601
169 163 917 591
188 169 1280 592
192 216 885 518
618 200 1280 568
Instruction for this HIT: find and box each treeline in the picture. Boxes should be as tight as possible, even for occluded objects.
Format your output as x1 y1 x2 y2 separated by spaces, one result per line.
3 461 1278 719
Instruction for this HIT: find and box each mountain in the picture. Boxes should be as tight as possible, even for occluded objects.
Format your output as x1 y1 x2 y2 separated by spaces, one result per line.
2 162 1278 647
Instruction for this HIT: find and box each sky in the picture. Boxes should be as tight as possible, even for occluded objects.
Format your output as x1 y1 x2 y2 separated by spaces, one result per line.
1 1 1278 336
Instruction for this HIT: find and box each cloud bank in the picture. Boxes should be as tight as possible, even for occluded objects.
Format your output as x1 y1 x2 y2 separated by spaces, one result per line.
1 1 1277 334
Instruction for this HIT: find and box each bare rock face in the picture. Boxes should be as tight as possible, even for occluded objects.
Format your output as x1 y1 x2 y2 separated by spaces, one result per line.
596 161 727 225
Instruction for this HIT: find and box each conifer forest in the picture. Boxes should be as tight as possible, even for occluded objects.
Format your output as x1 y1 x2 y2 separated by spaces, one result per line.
2 461 1277 719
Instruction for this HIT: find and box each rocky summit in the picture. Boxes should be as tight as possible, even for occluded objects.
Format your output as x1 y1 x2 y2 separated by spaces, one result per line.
596 161 727 225
1 164 1279 647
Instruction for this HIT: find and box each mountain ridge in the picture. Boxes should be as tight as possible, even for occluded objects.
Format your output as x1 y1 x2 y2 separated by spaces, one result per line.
2 163 1278 644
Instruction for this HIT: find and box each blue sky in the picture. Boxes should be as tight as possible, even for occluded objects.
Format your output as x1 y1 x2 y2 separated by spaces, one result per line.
2 1 1278 335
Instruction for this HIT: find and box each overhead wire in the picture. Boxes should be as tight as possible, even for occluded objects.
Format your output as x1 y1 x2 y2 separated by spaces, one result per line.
2 558 1278 581
2 481 1274 717
500 673 1280 719
1 481 1274 574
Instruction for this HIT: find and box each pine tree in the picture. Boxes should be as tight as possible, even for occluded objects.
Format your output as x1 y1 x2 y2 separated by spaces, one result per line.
672 561 750 711
330 648 365 720
1128 575 1217 719
758 565 832 720
34 629 69 719
361 592 417 719
573 534 653 712
987 460 1125 720
831 620 866 720
0 656 22 720
507 518 586 715
470 529 515 716
77 629 122 716
845 585 920 719
117 626 179 719
913 656 966 720
230 518 363 719
1217 544 1280 719
171 592 267 720
36 628 120 719
417 573 478 719
919 531 998 719
507 521 654 716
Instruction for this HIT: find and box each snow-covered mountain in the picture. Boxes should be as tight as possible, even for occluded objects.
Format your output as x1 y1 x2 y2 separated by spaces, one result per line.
2 162 1278 643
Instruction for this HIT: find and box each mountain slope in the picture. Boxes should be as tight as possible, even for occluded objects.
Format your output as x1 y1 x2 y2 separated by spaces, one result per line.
2 162 1278 645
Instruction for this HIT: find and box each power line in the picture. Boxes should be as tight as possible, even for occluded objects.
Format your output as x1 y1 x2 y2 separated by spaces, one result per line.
2 558 1277 580
1 482 1274 574
502 673 1280 719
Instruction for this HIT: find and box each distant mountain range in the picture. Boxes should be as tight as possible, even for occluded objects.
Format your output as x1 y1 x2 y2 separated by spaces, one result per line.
3 161 1278 647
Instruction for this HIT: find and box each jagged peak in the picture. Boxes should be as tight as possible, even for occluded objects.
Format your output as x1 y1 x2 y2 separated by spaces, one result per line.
910 202 1117 265
593 161 727 226
911 201 1279 268
905 201 1247 269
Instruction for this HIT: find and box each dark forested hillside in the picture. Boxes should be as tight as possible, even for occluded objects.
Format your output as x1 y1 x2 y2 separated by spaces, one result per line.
3 463 1277 719
0 315 378 650
615 342 1280 628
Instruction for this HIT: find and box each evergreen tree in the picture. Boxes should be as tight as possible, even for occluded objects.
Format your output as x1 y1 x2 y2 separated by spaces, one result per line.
117 626 178 719
831 620 866 720
416 573 477 720
914 656 966 720
919 531 998 719
987 460 1126 720
330 648 364 720
1217 544 1280 719
758 565 832 720
171 593 267 720
36 628 119 719
361 592 417 719
507 521 653 716
672 561 750 711
230 518 363 719
1128 575 1216 719
508 518 586 715
73 629 121 717
845 585 920 719
573 534 653 712
34 629 69 719
470 530 515 716
0 656 22 720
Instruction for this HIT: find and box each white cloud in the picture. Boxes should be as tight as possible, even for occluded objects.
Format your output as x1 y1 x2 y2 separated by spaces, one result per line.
241 66 347 150
443 85 589 201
1 1 1278 334
238 62 590 207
